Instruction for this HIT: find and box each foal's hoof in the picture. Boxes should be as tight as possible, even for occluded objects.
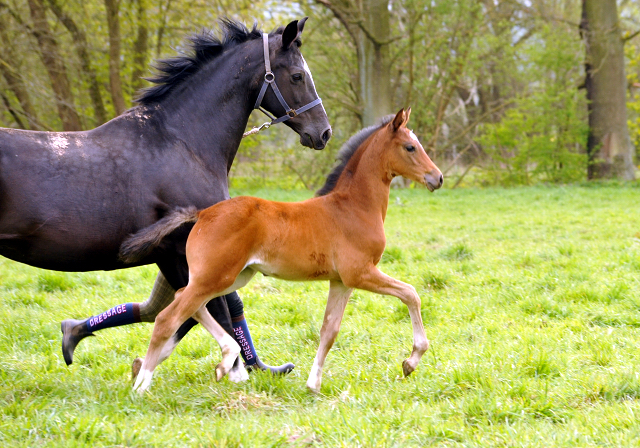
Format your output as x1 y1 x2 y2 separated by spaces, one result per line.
402 359 415 377
61 318 94 366
228 360 250 383
247 358 295 375
215 363 226 382
132 358 143 381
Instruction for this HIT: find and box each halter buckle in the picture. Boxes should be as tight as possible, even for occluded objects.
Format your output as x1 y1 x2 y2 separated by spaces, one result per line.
287 109 297 118
264 72 275 83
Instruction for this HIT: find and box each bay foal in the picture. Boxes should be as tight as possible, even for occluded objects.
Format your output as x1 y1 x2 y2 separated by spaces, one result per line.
124 109 443 393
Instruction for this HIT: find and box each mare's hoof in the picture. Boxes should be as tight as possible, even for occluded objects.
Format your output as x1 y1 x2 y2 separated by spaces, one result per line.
132 358 143 381
247 358 295 375
61 318 94 365
402 359 415 377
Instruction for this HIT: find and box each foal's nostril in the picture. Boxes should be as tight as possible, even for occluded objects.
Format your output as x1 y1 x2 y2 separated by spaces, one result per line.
439 174 444 187
321 128 332 144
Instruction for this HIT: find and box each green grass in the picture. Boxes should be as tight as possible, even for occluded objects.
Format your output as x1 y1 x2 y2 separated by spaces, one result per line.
2 184 640 446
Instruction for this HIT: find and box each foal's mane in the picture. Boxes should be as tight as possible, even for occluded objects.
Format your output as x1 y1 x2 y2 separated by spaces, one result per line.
315 115 394 197
137 19 292 105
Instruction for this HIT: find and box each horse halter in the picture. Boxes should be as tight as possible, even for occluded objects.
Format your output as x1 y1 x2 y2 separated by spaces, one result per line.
244 33 323 138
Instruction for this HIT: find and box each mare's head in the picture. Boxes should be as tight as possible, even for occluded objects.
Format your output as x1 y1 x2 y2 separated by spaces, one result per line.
136 18 331 150
259 18 331 149
380 109 443 191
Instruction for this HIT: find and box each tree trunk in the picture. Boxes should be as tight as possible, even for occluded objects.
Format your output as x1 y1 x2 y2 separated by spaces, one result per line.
0 18 41 130
47 0 107 125
104 0 126 115
131 0 149 95
358 0 392 126
0 91 26 128
27 0 82 131
581 0 636 180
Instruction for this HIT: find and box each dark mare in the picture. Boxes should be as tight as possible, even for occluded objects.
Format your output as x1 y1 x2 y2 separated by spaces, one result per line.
0 19 331 348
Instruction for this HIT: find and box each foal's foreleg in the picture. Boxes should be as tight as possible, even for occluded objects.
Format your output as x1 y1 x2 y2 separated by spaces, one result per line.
351 267 429 377
306 281 353 393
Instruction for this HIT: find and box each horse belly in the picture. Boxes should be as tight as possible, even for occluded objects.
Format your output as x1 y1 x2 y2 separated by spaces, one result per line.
0 225 124 271
250 248 336 282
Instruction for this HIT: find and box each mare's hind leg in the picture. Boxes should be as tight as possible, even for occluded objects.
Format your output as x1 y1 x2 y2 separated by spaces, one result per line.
348 266 429 377
306 281 353 393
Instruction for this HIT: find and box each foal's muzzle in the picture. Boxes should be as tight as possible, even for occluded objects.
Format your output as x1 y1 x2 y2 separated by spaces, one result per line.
424 172 444 192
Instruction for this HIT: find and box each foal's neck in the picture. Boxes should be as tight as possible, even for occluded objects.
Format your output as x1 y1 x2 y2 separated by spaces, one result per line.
332 135 392 222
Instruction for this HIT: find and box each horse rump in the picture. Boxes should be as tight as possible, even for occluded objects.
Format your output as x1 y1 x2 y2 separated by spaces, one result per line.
119 207 199 264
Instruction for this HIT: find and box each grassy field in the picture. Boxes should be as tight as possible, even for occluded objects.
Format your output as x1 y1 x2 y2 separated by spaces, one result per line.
1 184 640 447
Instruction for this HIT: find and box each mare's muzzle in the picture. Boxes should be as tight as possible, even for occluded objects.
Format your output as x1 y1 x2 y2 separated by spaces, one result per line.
302 126 332 150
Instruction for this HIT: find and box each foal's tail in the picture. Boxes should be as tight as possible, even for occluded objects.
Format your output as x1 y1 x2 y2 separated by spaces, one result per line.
119 207 199 264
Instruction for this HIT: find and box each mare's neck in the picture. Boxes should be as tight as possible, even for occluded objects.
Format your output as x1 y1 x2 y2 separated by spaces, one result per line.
154 39 264 171
332 136 392 222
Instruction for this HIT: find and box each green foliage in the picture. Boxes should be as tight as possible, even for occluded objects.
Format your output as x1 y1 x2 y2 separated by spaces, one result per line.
477 26 588 185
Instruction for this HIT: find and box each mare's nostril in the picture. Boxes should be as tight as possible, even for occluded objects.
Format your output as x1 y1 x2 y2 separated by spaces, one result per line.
439 174 444 186
321 128 332 144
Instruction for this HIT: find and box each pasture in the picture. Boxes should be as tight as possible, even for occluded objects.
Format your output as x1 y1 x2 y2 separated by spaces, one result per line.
1 184 640 447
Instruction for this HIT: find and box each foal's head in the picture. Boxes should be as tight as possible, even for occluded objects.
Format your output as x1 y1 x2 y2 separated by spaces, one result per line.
381 109 443 192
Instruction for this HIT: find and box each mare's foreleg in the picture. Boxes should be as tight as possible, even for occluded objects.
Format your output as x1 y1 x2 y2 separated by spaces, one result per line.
306 281 353 393
350 266 429 377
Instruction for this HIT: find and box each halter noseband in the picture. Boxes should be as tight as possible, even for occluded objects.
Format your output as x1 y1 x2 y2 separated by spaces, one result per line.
253 33 323 126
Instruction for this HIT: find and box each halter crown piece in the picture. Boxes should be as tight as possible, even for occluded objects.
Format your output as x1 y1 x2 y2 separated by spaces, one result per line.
243 33 323 138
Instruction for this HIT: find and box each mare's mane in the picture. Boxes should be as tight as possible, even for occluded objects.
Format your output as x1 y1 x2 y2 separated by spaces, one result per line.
137 19 296 105
315 115 394 197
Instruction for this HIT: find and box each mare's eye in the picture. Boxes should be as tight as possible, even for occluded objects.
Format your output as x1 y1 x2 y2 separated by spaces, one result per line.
292 73 304 82
405 144 416 153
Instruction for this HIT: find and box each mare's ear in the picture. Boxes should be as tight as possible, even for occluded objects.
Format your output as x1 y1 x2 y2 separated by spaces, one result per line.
282 19 303 50
392 108 407 132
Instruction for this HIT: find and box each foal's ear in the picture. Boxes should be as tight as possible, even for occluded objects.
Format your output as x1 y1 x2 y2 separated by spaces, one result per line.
282 18 306 49
298 17 308 34
392 108 408 132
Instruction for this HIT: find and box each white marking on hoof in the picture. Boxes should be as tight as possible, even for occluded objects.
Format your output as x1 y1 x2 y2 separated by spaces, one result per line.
306 364 322 393
133 369 154 394
228 360 249 383
216 334 241 381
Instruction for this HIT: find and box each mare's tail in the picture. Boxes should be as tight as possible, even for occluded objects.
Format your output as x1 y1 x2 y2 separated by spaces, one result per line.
119 207 199 264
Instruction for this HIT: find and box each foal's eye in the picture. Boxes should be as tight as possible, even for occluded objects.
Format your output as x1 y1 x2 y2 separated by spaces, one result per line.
405 144 416 153
292 73 304 82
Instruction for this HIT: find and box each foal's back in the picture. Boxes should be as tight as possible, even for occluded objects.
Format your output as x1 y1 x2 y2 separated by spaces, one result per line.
188 194 348 282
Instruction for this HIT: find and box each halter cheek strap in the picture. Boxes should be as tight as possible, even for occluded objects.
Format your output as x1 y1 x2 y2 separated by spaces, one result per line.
253 33 323 125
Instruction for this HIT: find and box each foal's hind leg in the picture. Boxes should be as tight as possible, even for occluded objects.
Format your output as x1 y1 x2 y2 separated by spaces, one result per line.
192 305 247 382
133 285 220 393
307 281 353 393
348 266 429 377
